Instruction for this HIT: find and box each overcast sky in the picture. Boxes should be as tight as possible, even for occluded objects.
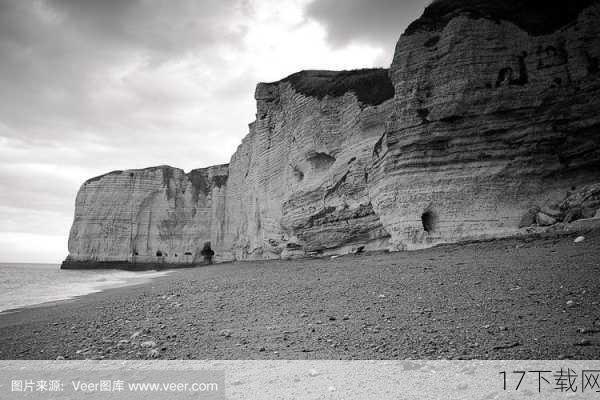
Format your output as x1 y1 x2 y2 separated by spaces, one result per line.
0 0 429 263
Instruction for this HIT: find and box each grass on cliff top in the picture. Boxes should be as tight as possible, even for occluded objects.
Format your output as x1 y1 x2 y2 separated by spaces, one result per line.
85 165 175 185
406 0 596 36
278 69 394 107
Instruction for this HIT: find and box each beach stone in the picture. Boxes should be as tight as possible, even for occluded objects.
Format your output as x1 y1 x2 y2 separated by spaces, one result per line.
140 341 157 348
536 212 557 227
130 331 142 339
147 349 160 358
574 236 585 243
540 205 562 219
219 329 232 338
574 339 592 346
519 207 539 228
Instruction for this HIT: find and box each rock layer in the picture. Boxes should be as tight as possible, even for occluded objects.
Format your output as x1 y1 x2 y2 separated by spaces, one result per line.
63 0 600 267
64 69 394 266
217 69 394 260
65 164 228 265
368 0 600 250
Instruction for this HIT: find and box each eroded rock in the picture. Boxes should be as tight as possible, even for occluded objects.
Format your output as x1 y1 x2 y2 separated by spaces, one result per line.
519 207 539 228
368 0 600 250
536 212 557 227
63 0 600 265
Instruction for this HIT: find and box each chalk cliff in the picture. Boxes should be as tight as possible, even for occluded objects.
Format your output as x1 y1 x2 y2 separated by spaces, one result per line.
64 164 228 266
369 0 600 249
218 70 394 260
63 0 600 267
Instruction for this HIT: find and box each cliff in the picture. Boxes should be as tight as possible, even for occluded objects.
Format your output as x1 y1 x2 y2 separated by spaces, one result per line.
64 164 228 267
368 0 600 249
218 69 394 260
63 0 600 267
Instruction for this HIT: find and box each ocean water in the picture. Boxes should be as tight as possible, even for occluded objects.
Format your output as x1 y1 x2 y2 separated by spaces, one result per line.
0 263 172 313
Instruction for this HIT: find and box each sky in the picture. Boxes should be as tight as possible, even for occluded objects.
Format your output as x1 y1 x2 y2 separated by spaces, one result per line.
0 0 429 263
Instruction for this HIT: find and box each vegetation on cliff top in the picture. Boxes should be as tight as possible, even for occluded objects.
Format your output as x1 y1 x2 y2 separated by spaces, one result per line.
278 69 394 106
406 0 596 36
85 165 176 185
85 165 228 193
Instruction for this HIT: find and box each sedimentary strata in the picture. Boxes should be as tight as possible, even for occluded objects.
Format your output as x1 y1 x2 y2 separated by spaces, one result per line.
63 0 600 267
368 0 600 249
64 164 228 267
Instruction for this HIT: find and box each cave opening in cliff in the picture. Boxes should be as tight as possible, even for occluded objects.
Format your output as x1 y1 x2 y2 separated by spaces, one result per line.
200 242 214 264
292 165 304 182
307 152 336 171
156 250 163 257
421 211 437 233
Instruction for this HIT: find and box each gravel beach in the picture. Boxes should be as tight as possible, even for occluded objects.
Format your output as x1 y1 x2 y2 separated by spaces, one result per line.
1 230 599 360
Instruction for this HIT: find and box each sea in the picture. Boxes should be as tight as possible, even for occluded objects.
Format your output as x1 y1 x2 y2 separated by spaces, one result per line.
0 263 172 313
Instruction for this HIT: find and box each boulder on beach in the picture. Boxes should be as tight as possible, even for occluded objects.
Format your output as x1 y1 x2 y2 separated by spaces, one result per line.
536 212 557 227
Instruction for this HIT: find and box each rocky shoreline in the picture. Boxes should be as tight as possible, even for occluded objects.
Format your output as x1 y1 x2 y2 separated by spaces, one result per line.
2 229 599 360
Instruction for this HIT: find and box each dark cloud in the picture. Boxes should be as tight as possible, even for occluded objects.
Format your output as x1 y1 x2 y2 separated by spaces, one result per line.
306 0 429 51
47 0 246 54
0 0 249 142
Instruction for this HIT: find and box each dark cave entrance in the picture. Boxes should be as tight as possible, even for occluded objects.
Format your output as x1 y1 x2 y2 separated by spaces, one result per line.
421 211 437 233
201 242 214 264
156 250 163 257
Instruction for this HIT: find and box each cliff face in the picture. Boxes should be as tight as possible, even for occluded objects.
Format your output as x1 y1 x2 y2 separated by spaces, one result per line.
218 70 394 260
63 0 600 266
65 164 228 264
369 0 600 249
64 70 394 266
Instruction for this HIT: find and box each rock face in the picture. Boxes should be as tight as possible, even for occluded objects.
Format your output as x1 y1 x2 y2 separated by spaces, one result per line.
218 70 394 260
63 0 600 267
64 164 228 266
64 70 394 267
368 0 600 250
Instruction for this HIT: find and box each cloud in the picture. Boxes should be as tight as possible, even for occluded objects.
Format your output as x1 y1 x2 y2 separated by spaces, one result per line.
305 0 429 63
